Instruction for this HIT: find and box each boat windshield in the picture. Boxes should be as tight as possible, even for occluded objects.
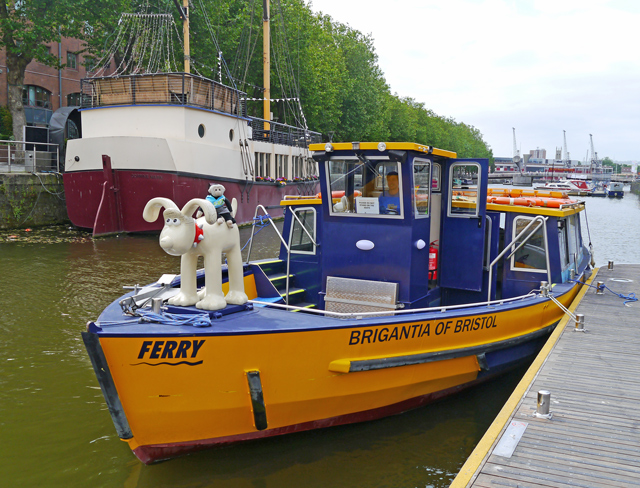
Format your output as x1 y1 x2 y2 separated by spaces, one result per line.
326 159 403 218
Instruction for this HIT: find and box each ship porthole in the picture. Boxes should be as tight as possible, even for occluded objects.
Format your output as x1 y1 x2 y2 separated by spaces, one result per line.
198 124 206 138
229 129 234 141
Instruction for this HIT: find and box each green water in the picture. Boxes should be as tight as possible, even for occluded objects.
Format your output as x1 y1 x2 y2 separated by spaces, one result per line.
3 191 637 487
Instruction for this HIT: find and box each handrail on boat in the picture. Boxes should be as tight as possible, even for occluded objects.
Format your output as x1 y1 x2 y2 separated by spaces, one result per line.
245 204 320 306
487 215 551 303
245 205 293 305
249 290 540 319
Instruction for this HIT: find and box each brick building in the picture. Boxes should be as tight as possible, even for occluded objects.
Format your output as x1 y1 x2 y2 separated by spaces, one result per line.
0 37 111 131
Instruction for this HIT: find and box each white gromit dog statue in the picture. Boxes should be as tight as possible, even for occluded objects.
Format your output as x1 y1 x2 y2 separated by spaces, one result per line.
143 196 248 311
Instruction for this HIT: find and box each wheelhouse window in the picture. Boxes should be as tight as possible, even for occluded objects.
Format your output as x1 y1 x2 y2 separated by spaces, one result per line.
432 163 441 192
289 207 316 254
413 159 431 218
448 163 479 217
511 216 547 272
558 218 570 268
567 214 580 263
326 159 403 218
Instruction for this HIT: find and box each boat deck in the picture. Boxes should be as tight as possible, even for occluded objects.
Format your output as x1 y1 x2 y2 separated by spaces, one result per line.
451 264 640 487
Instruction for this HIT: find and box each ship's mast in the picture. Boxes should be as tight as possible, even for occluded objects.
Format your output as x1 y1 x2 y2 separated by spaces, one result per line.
263 0 271 130
183 0 190 74
172 0 190 73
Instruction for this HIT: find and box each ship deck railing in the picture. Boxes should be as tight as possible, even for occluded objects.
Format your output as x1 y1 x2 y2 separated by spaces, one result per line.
79 73 322 148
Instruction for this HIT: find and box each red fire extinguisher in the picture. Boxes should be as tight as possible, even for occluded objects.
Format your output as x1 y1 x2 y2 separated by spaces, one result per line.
429 240 438 280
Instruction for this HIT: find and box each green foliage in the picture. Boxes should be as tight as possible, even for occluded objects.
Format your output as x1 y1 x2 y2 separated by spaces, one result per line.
0 0 493 159
0 0 126 69
0 106 12 140
187 0 492 158
601 157 614 166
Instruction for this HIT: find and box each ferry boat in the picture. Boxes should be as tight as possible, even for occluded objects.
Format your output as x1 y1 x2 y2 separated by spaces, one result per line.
82 141 592 464
61 6 320 236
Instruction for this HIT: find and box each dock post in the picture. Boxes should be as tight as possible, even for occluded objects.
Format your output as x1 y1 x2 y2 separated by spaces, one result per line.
534 390 553 419
596 281 605 295
608 260 614 270
574 313 585 332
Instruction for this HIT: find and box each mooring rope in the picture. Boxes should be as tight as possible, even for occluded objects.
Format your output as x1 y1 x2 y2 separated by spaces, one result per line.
241 214 272 252
569 279 638 306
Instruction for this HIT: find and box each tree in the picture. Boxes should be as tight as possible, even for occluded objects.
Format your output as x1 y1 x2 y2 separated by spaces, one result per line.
601 156 619 173
0 0 124 140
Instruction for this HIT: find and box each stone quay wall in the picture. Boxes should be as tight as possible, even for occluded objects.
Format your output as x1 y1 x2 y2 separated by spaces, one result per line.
0 173 69 229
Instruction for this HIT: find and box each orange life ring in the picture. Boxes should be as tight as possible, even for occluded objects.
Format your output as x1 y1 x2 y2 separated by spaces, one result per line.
488 195 577 208
488 196 534 207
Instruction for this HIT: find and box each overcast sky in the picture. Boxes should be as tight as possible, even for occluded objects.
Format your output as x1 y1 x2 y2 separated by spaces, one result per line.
309 0 640 162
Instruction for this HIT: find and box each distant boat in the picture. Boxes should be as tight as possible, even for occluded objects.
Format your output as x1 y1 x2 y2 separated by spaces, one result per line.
607 181 624 198
533 181 581 192
566 179 594 192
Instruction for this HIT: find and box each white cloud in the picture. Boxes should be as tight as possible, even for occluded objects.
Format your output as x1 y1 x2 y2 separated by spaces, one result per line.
309 0 640 160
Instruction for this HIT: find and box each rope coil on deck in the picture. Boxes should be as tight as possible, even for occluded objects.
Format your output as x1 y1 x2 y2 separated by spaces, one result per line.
136 310 212 327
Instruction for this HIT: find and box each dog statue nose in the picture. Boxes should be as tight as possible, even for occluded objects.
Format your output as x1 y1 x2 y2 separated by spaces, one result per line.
160 235 173 249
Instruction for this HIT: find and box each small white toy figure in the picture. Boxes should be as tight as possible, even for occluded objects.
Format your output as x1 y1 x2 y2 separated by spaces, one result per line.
206 184 236 228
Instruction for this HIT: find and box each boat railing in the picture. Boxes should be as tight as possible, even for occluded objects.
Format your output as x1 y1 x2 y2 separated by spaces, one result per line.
80 73 322 148
245 204 319 306
249 290 540 318
80 73 244 116
248 117 322 147
487 215 550 303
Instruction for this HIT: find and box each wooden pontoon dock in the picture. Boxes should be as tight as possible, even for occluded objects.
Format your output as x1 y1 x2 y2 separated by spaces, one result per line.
451 264 640 487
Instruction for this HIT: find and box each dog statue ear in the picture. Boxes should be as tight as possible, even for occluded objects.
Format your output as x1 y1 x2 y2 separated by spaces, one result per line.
143 197 179 222
182 198 217 225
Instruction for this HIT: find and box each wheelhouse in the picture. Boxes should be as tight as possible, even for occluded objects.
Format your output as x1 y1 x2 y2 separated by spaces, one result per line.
261 142 589 313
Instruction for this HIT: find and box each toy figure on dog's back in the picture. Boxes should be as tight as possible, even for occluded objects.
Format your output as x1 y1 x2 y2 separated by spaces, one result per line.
206 184 236 228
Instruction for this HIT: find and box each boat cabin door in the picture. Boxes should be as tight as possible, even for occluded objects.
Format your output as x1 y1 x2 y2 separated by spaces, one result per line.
438 159 488 291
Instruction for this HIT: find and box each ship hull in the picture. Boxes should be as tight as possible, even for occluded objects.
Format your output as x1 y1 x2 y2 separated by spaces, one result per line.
83 277 583 464
63 103 319 235
63 168 316 233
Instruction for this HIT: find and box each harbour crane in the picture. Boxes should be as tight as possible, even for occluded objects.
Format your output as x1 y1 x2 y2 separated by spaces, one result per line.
512 127 523 173
589 134 600 170
563 130 571 167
